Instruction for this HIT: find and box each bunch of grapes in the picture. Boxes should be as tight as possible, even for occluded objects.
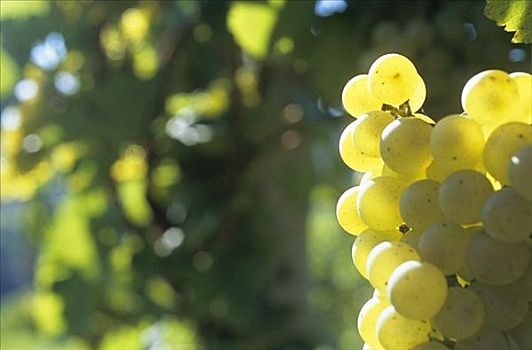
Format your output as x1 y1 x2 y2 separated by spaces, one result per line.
336 53 532 350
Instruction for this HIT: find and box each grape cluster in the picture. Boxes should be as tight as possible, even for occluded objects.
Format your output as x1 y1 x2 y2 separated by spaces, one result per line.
336 53 532 350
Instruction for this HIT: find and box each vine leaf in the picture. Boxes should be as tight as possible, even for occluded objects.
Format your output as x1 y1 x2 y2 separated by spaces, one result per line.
484 0 532 44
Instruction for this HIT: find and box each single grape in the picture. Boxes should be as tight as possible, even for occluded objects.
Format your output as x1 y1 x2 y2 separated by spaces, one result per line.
411 341 449 350
413 113 435 125
454 328 514 350
368 53 419 105
357 176 404 231
342 74 383 118
469 281 529 331
366 241 420 293
481 187 532 243
461 69 520 126
408 74 426 113
387 260 447 320
400 228 423 251
418 221 470 275
358 297 390 349
430 115 484 170
376 305 431 350
339 122 384 172
509 145 532 201
509 310 532 350
466 230 530 285
380 117 432 175
509 72 532 123
438 170 493 225
352 228 402 279
351 111 395 157
483 122 532 185
400 179 444 231
517 259 532 302
336 186 368 236
432 286 485 341
381 163 425 187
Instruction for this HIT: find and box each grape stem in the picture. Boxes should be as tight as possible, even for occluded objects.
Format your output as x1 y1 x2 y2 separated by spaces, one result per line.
381 100 413 118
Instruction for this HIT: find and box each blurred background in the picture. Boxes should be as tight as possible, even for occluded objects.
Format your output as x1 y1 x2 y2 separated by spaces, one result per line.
0 1 529 349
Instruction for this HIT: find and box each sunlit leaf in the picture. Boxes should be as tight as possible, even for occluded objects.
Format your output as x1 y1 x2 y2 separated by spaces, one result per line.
146 277 177 309
227 2 280 59
117 180 153 226
484 0 532 43
32 292 66 335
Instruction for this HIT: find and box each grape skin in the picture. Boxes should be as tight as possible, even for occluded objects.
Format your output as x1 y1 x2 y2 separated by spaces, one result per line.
387 260 447 320
342 74 383 118
357 297 389 349
351 111 395 158
352 228 402 279
400 179 444 231
357 176 404 231
336 186 368 236
509 145 532 201
376 305 431 350
339 121 384 172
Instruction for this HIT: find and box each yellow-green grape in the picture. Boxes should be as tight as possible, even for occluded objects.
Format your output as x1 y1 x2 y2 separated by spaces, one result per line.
339 122 384 172
481 187 532 243
518 261 532 302
372 288 386 300
362 343 379 350
509 72 532 123
455 327 514 350
413 113 435 125
387 260 447 320
400 228 423 251
380 117 432 175
430 115 484 170
400 179 444 231
351 111 395 157
509 310 532 350
466 230 530 285
509 145 532 201
336 186 368 236
438 170 493 225
368 53 419 105
411 341 449 350
418 221 470 275
366 241 420 293
357 297 390 349
483 122 532 184
357 176 404 231
381 163 425 187
433 287 485 341
359 167 381 185
461 70 520 126
470 281 529 331
376 305 431 350
342 74 383 118
352 229 402 279
408 74 426 113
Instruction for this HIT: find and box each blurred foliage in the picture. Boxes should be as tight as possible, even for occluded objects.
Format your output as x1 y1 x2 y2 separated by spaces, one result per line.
0 1 529 350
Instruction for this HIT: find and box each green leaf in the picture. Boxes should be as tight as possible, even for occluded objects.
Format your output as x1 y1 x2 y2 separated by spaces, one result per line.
0 49 19 97
227 2 280 59
484 0 532 43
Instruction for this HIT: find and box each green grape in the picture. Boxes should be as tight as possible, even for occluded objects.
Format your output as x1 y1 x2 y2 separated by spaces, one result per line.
387 260 447 320
430 115 484 170
351 111 395 157
366 241 420 293
509 72 532 123
411 341 449 350
466 230 530 285
408 74 426 113
352 228 402 279
481 187 532 243
368 53 419 105
342 74 383 118
461 69 520 127
418 221 470 275
339 122 384 172
454 328 514 350
357 176 404 231
359 167 381 185
438 170 493 224
380 117 432 175
509 145 532 201
381 163 425 187
509 310 532 350
358 297 390 349
483 122 532 185
336 186 368 236
400 179 444 231
376 305 431 350
432 287 485 341
400 228 423 251
517 259 532 302
372 288 387 300
413 113 435 125
470 281 529 331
